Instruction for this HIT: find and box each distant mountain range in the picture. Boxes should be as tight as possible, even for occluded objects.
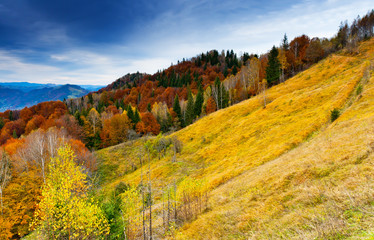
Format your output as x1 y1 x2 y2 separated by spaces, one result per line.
0 82 104 111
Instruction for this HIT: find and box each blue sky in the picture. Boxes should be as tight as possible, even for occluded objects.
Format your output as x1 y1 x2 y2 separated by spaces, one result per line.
0 0 372 85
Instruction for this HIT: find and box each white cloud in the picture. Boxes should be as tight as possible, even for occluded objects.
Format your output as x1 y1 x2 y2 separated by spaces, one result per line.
0 49 176 85
131 0 373 57
0 0 372 85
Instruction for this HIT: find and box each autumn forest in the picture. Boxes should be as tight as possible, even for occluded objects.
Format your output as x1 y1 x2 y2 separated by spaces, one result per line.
0 10 374 239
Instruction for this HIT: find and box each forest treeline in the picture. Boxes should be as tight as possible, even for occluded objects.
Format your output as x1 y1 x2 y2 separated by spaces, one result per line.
0 10 373 239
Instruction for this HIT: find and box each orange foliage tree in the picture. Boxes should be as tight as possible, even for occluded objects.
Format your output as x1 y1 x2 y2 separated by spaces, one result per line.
206 96 217 114
136 112 160 135
100 114 132 148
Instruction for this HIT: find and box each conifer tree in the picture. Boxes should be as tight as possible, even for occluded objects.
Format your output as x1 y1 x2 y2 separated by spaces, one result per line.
134 108 141 125
266 46 281 86
0 118 4 130
194 87 204 117
127 105 134 123
12 130 17 139
232 65 238 75
282 33 289 51
185 89 195 126
173 94 182 123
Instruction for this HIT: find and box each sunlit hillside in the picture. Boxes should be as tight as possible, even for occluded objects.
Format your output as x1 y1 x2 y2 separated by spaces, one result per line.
96 38 374 239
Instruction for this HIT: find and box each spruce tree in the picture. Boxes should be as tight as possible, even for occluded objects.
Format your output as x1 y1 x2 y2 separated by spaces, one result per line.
74 111 84 126
12 130 17 139
134 108 141 125
282 33 289 51
223 66 228 77
120 100 125 111
88 93 94 105
173 95 182 120
127 105 134 123
173 94 182 127
194 87 204 117
147 103 152 112
185 89 195 126
266 46 281 86
232 65 238 76
0 117 4 130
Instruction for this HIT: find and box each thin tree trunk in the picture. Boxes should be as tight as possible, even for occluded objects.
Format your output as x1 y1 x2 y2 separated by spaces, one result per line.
148 151 152 240
41 159 46 184
0 188 3 215
141 160 146 240
174 180 177 223
167 190 170 228
263 83 266 108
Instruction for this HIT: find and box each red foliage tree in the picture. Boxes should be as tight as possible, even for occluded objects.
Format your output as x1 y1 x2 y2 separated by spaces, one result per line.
206 96 217 114
25 115 46 134
136 112 160 135
20 107 33 123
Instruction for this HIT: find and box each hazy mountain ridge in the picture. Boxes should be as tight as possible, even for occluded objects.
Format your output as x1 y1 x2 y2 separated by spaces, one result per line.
0 83 93 111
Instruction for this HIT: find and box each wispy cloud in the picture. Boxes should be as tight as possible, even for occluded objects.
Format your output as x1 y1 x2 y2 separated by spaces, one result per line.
0 0 372 85
133 0 373 58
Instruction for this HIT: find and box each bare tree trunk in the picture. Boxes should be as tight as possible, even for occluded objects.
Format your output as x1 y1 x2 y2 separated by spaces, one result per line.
41 158 46 184
0 188 3 215
167 190 170 228
148 151 152 240
174 180 177 223
162 190 165 230
220 84 223 109
172 146 176 163
141 160 146 240
263 82 267 108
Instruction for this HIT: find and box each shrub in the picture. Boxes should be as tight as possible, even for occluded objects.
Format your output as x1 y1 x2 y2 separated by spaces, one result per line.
356 84 363 95
331 108 340 122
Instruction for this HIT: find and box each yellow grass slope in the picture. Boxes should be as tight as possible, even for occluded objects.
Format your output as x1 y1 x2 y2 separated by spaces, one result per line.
97 39 374 239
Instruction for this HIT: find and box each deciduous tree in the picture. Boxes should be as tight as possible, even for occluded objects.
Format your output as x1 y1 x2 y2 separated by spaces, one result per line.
32 145 109 239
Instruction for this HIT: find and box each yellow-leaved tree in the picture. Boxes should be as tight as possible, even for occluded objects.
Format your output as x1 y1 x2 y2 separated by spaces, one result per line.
32 145 109 239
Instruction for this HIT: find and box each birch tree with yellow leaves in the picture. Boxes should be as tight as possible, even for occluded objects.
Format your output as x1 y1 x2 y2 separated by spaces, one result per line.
32 145 109 239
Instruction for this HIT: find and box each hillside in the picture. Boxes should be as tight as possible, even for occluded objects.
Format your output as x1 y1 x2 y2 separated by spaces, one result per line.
96 38 374 239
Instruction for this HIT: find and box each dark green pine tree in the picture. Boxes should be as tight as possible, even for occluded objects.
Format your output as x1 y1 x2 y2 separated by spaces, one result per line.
115 100 120 109
194 87 204 117
147 103 152 112
0 117 4 130
173 94 183 127
282 33 289 51
12 130 17 139
74 111 84 126
223 66 228 77
266 46 281 86
137 93 141 105
185 89 195 126
127 105 135 123
134 108 141 125
97 101 105 113
88 93 94 105
9 111 13 121
120 100 125 111
232 65 238 76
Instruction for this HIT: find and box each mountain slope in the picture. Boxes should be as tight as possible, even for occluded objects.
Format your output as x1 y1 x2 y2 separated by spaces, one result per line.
96 38 374 239
179 40 374 239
